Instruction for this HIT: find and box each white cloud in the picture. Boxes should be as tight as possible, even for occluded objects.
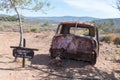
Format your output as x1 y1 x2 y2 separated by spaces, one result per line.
63 0 120 18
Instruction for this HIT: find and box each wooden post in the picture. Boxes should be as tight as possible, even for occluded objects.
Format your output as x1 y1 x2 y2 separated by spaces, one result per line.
22 38 26 67
22 55 25 67
23 38 26 47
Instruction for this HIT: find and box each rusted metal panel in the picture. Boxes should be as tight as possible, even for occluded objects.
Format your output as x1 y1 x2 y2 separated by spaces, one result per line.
51 34 93 52
58 22 95 27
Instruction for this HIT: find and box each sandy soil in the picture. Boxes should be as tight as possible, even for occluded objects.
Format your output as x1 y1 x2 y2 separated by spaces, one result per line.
0 30 119 80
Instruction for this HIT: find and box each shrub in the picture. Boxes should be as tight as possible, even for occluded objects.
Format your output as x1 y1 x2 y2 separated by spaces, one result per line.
99 29 105 34
31 26 39 32
116 45 120 48
23 28 31 33
114 37 120 45
42 21 50 27
116 50 120 56
0 25 4 31
101 35 111 43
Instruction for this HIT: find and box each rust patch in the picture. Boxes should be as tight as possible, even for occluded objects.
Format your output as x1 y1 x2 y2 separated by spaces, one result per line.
51 34 93 53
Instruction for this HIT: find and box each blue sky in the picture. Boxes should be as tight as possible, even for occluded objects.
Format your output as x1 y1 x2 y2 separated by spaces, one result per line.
0 0 120 18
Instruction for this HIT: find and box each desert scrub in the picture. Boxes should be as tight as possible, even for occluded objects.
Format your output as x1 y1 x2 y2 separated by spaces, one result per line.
3 22 19 28
31 26 40 32
116 50 120 56
114 37 120 45
116 45 120 48
23 27 31 33
101 35 111 43
99 29 105 34
42 20 50 27
0 25 4 31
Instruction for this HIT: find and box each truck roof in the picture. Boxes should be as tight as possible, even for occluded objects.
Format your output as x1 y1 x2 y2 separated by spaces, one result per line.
58 22 95 28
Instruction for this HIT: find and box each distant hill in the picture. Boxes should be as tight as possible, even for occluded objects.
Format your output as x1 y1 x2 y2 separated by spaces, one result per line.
24 16 99 23
0 14 120 27
0 14 9 17
93 18 120 27
24 16 120 27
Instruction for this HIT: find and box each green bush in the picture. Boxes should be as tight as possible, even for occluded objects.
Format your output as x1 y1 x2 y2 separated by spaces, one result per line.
31 26 39 32
114 37 120 45
0 16 19 21
0 25 4 31
42 21 50 27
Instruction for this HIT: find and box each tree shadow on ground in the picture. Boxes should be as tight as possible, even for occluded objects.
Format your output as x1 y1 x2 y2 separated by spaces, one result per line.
31 54 118 80
31 54 90 68
114 70 120 74
31 66 117 80
31 54 51 66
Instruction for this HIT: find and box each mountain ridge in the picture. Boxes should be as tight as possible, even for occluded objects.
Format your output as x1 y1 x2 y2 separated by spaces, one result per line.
24 16 99 23
0 14 120 27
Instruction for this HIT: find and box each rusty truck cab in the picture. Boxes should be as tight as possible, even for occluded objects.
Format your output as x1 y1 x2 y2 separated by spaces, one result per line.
50 22 99 65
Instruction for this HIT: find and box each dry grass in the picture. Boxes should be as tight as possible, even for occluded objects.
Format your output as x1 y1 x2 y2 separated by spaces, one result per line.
0 25 4 31
30 26 40 32
101 33 120 44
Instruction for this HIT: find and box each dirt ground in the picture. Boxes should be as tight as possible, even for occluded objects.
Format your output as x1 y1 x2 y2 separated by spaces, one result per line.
0 30 120 80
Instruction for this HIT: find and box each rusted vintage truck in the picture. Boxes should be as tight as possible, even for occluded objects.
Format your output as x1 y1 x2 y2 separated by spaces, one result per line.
49 22 99 65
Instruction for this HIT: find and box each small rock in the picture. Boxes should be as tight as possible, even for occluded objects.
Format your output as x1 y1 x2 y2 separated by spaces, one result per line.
89 73 93 76
32 75 35 77
9 73 12 75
